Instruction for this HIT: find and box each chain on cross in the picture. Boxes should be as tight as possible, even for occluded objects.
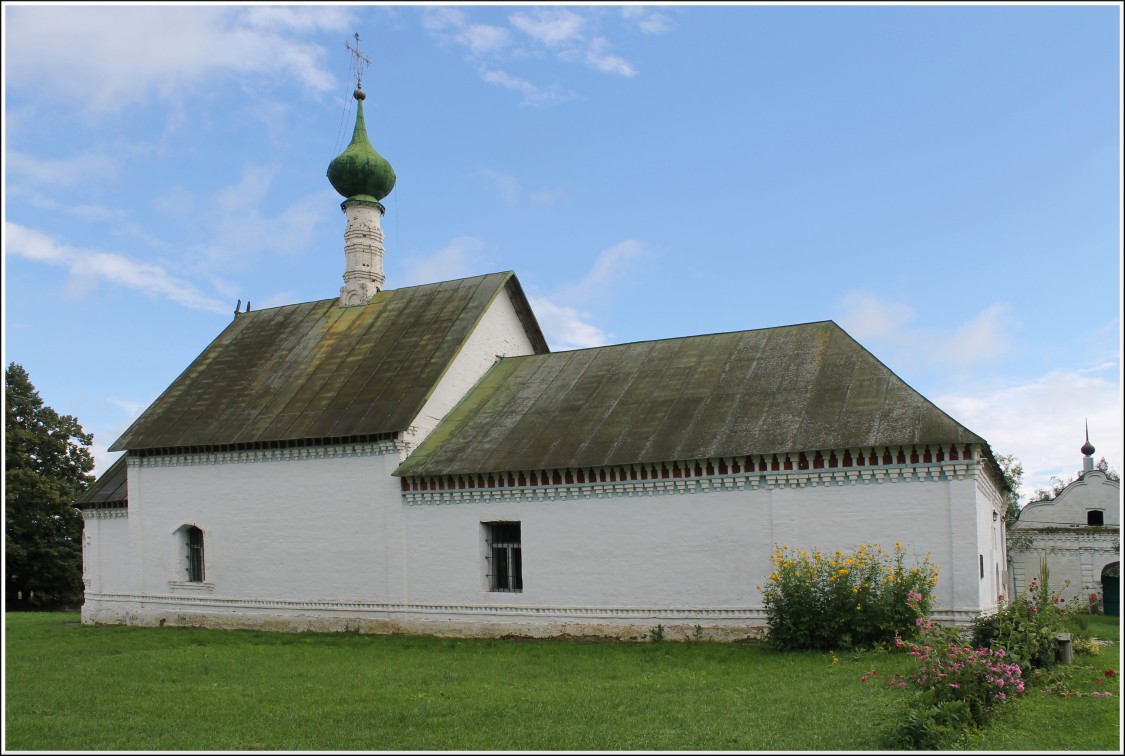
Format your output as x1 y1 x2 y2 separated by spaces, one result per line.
345 32 372 91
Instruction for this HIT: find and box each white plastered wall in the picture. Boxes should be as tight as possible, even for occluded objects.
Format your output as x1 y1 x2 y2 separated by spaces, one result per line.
400 471 989 626
84 457 994 635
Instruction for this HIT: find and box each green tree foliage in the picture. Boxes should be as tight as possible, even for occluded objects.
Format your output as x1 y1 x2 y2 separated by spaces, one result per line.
994 453 1024 530
5 363 94 609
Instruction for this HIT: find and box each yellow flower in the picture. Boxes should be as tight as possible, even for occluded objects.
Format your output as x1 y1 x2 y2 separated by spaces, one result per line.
770 572 779 581
838 568 849 576
832 656 839 665
856 605 862 611
853 586 860 594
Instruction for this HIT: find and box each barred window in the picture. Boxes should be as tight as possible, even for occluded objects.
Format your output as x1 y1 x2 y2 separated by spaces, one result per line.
484 522 522 592
186 526 205 583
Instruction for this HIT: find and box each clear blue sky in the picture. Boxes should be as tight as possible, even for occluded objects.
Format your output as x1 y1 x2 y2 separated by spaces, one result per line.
4 2 1122 503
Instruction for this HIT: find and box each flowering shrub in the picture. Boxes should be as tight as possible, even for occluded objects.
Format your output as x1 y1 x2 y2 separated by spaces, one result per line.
971 561 1076 673
887 614 1024 749
758 542 938 650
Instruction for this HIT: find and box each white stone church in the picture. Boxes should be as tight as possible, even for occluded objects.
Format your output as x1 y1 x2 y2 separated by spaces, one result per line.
77 78 1011 640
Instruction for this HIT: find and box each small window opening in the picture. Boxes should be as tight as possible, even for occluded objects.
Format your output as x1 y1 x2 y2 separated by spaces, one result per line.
485 522 522 592
1087 510 1104 526
979 554 985 580
186 526 205 583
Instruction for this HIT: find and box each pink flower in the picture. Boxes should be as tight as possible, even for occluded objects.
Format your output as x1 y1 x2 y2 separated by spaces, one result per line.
949 683 960 688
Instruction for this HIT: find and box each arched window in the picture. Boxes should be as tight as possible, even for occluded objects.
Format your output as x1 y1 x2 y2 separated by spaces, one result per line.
1087 510 1105 526
186 526 205 583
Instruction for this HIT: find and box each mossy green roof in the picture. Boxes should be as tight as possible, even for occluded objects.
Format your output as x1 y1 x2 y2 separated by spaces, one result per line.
394 320 990 477
109 272 547 453
75 454 129 507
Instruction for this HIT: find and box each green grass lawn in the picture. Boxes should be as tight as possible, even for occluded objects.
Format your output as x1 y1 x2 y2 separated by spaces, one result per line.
4 612 1121 751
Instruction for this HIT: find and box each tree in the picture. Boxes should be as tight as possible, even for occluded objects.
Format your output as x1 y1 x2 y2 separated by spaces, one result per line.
5 363 94 609
994 453 1024 531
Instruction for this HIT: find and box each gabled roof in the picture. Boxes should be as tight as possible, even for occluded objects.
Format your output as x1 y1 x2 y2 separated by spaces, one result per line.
394 320 990 477
75 455 128 507
110 272 547 453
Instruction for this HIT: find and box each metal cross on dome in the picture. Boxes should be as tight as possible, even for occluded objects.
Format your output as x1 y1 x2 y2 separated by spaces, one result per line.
345 32 371 91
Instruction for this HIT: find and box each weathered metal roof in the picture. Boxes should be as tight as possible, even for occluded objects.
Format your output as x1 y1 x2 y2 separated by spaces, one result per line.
75 455 128 507
394 320 990 477
110 272 547 453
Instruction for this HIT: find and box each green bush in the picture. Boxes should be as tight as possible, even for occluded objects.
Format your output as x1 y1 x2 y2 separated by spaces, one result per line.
979 559 1080 673
758 543 938 651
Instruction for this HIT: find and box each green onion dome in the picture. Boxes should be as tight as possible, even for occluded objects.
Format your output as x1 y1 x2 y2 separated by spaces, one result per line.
327 91 396 203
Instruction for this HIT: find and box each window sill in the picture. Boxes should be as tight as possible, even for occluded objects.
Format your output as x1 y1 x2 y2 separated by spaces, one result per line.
168 580 215 593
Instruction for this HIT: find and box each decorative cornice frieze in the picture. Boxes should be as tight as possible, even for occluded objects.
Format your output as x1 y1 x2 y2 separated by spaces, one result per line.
81 506 128 520
130 439 405 468
400 443 983 505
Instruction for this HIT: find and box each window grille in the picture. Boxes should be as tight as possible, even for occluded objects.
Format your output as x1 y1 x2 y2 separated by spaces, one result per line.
186 526 205 583
485 522 522 592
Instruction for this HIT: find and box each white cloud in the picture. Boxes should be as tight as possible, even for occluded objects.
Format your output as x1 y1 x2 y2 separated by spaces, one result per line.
186 169 334 270
480 68 568 106
523 239 647 350
400 236 486 287
6 150 121 188
243 5 353 32
4 222 230 314
461 24 513 56
529 185 570 206
837 292 1017 368
422 6 645 101
558 239 646 305
585 38 637 77
837 292 917 344
509 9 587 48
936 368 1123 503
939 304 1017 365
5 6 352 115
421 6 467 33
620 6 674 36
478 168 523 203
477 168 568 205
527 297 611 351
